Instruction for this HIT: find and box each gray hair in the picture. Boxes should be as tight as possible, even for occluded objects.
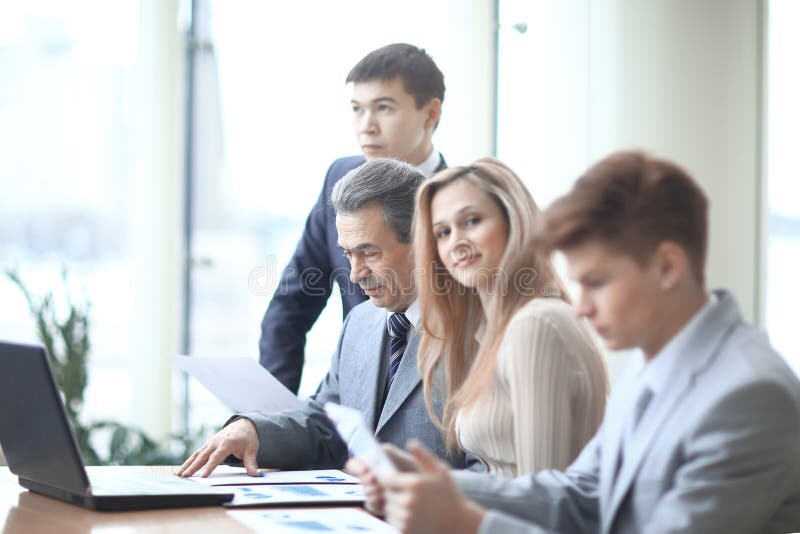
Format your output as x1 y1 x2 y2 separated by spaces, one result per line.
331 159 426 243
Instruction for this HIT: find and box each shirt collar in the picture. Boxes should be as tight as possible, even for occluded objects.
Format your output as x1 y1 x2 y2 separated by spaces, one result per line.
414 148 442 178
475 319 486 344
636 292 718 397
387 298 420 329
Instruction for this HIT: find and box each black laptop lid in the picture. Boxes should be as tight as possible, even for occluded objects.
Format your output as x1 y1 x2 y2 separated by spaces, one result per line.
0 341 91 494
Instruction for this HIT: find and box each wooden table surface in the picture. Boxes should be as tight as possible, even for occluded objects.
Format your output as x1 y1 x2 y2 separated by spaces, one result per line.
0 466 371 534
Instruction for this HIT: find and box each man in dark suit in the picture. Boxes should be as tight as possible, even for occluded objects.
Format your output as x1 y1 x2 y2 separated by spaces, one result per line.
260 43 448 393
177 159 471 477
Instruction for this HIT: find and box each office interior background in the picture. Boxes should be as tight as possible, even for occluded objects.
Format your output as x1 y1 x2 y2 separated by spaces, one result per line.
1 0 798 463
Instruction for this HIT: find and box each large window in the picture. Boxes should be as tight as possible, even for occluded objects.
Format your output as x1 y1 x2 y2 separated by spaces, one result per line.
1 0 182 453
0 1 142 424
495 0 635 377
765 0 800 373
496 0 788 380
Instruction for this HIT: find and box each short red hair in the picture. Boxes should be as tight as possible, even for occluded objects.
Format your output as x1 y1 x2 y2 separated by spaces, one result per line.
542 151 709 284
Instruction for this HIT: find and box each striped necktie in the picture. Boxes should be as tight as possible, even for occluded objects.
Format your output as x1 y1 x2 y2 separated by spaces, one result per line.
385 312 412 396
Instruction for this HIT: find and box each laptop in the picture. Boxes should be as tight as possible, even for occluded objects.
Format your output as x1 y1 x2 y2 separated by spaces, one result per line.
0 341 234 511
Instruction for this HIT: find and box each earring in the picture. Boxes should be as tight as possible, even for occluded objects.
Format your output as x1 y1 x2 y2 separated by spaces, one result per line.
661 280 672 291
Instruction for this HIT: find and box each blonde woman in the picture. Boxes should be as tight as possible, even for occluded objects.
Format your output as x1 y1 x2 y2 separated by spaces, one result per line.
410 157 608 477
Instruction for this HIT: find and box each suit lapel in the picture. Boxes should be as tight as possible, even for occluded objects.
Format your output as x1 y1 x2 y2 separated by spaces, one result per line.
375 330 422 433
350 308 388 430
599 363 640 514
605 366 695 527
435 154 447 172
604 293 741 529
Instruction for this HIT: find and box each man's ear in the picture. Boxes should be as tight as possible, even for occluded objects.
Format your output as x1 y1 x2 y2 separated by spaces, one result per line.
654 241 688 291
423 98 442 131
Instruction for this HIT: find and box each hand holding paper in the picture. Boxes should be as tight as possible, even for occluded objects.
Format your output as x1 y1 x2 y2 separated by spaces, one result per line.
324 402 397 478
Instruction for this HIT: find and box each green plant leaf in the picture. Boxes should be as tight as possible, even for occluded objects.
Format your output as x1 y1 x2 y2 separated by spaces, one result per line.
5 267 212 467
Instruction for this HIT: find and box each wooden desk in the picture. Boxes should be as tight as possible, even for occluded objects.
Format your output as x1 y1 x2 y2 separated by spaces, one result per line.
0 467 372 534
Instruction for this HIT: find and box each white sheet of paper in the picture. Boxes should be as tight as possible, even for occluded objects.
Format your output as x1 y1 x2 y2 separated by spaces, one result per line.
223 484 364 507
229 508 399 533
190 466 358 486
324 402 397 477
170 355 303 413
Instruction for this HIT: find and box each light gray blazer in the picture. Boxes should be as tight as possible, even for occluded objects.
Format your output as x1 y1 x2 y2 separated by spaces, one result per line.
454 290 800 534
238 300 470 471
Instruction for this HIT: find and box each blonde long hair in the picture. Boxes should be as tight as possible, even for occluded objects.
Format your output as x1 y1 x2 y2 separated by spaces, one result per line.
414 157 568 452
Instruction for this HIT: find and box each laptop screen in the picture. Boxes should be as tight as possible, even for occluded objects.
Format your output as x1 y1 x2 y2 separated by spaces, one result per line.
0 341 91 494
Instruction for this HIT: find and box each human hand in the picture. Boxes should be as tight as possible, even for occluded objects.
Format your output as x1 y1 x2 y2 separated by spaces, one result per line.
382 440 485 534
344 443 422 516
175 418 260 478
345 457 386 516
381 443 422 472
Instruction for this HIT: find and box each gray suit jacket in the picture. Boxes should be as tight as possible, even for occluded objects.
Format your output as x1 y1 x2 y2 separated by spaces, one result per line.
455 290 800 534
239 300 469 471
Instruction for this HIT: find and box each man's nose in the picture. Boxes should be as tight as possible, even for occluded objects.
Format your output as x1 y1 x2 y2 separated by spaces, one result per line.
349 255 369 283
358 111 378 133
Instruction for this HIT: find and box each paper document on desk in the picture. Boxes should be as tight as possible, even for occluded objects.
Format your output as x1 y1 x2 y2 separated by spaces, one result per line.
229 508 399 533
190 465 358 486
223 484 364 507
171 355 303 413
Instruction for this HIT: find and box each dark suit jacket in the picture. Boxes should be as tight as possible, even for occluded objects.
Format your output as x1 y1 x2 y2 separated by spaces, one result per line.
259 154 446 393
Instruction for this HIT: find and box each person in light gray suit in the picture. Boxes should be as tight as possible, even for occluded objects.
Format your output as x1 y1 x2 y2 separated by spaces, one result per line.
362 151 800 534
177 159 471 477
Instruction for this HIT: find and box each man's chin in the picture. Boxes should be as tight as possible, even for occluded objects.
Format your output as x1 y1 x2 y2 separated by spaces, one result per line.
367 294 386 308
362 150 389 161
601 336 634 353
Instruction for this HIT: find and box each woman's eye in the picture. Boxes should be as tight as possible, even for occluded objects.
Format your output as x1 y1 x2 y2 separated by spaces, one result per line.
465 216 480 226
434 228 450 239
585 279 605 289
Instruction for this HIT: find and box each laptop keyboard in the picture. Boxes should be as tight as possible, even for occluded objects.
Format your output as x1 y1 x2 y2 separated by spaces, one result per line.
88 470 212 496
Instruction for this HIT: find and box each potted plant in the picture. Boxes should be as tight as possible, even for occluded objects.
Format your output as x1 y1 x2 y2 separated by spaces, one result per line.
5 268 205 465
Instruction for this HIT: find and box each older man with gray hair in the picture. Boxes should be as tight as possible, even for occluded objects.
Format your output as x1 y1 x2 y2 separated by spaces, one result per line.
177 159 471 477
